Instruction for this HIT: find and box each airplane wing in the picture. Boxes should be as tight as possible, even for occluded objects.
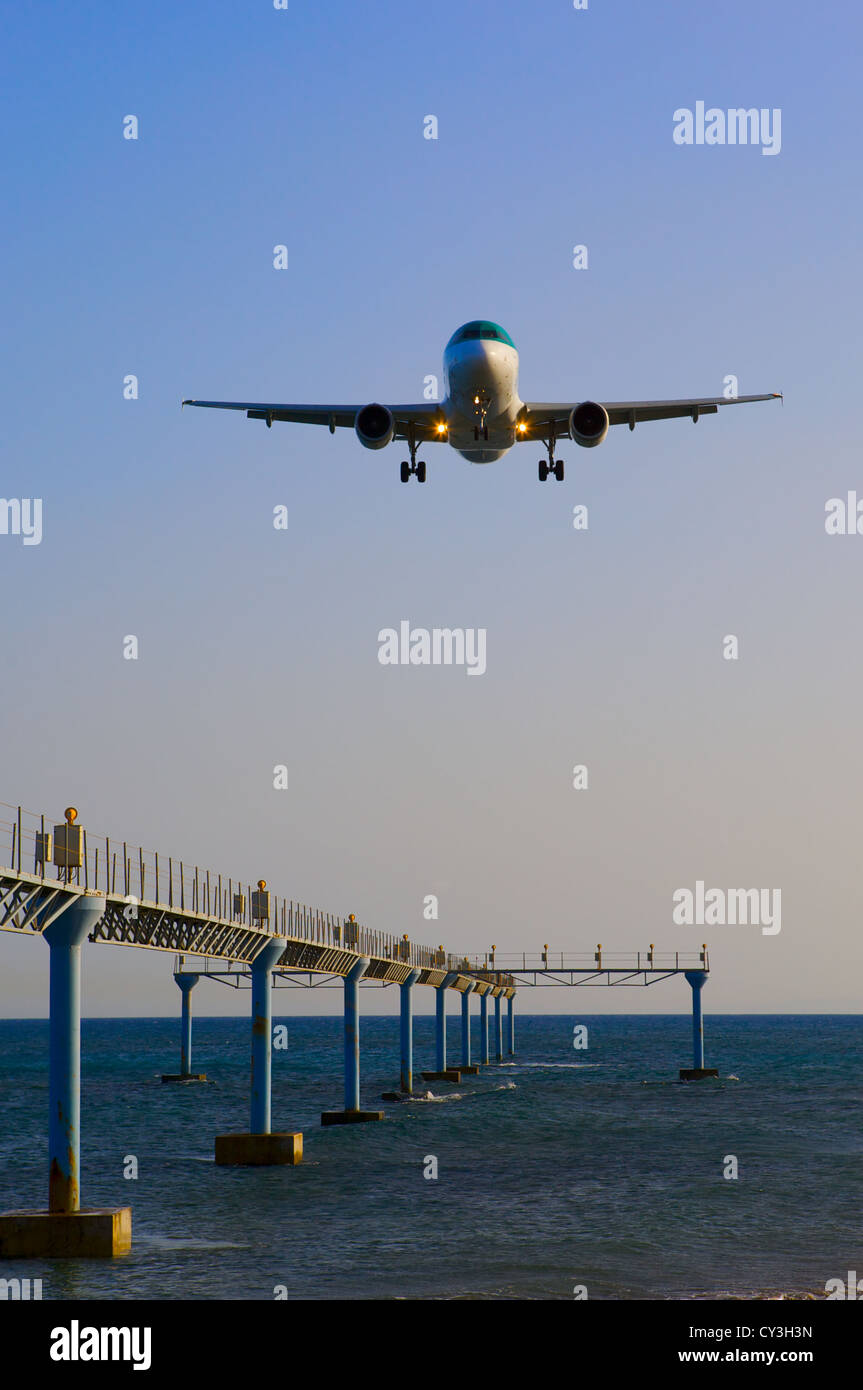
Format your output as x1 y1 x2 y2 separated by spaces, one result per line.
522 393 782 433
181 399 443 440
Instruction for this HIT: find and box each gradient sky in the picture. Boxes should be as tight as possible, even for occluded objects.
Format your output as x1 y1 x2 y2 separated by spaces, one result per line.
1 0 861 1017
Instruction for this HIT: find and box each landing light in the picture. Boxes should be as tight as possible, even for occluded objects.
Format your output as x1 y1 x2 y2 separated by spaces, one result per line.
436 422 447 434
517 422 527 433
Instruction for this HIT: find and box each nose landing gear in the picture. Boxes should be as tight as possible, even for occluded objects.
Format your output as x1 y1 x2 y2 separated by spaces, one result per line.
472 393 491 442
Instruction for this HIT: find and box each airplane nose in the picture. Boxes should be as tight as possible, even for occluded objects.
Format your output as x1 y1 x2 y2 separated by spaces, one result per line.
459 339 496 363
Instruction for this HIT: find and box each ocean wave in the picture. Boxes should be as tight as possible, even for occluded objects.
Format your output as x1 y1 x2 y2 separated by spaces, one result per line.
407 1081 517 1104
500 1062 605 1070
681 1288 822 1301
137 1235 248 1251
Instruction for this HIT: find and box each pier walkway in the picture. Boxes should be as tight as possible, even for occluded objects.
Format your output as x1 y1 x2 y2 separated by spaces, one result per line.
0 797 713 1259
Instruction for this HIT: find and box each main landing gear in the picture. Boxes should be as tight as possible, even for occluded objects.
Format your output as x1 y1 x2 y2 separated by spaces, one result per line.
538 427 564 481
400 428 426 483
400 459 426 483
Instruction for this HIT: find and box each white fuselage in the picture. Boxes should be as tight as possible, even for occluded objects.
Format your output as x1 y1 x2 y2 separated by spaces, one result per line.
442 337 523 462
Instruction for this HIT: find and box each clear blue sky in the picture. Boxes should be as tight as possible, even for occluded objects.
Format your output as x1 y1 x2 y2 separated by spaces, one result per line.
1 1 861 1015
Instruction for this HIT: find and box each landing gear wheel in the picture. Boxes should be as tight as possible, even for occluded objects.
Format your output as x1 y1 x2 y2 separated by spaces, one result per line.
400 461 410 483
538 460 548 482
554 460 564 481
416 461 427 483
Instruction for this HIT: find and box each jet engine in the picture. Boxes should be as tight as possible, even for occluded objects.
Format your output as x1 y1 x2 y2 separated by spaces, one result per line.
355 403 395 450
569 401 609 448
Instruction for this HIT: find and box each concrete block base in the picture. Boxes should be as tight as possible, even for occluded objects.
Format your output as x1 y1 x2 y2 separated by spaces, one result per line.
321 1110 384 1125
0 1207 131 1258
460 1064 480 1075
679 1068 720 1081
214 1132 303 1165
422 1070 462 1083
161 1073 207 1083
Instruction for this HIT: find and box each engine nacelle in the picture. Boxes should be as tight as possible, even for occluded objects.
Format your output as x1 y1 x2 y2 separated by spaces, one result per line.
355 403 395 450
569 401 609 448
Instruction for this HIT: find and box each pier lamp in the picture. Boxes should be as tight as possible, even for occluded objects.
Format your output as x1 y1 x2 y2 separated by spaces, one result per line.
251 879 270 925
53 805 83 882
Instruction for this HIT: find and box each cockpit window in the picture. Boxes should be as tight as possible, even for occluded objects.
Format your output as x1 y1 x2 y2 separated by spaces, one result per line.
447 320 516 349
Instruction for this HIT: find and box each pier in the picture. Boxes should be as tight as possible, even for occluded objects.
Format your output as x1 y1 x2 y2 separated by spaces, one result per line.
0 798 712 1258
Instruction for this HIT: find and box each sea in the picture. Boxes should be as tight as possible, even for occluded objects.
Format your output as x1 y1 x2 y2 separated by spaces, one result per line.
0 1014 860 1301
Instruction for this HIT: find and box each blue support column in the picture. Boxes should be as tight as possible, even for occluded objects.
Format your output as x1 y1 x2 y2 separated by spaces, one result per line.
0 890 131 1253
506 993 515 1056
250 937 287 1134
435 973 459 1070
344 956 368 1111
42 895 106 1213
163 971 206 1083
321 957 382 1122
461 982 475 1066
399 969 421 1093
435 981 447 1070
494 992 503 1062
215 935 304 1163
480 990 489 1063
680 970 717 1080
178 974 199 1075
689 972 705 1070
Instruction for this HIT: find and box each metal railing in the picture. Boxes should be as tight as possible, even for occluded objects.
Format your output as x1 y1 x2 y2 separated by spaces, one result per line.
458 950 709 972
0 801 703 978
0 800 462 969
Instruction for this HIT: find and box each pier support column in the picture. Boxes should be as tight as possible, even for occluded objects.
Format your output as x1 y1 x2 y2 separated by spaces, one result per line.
0 893 132 1258
422 973 460 1082
460 983 478 1073
480 991 490 1064
679 971 718 1080
250 940 285 1134
162 973 206 1082
494 992 503 1062
399 969 421 1094
322 957 383 1123
506 993 515 1056
436 977 447 1070
216 937 303 1163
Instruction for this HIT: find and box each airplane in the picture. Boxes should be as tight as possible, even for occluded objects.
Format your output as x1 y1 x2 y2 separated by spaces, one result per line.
182 320 781 483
